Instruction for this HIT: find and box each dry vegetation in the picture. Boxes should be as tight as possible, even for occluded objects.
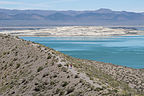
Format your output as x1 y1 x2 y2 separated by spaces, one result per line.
0 34 144 96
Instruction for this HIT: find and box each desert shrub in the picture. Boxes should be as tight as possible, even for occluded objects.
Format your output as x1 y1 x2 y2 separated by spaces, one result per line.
52 52 55 54
59 90 65 96
53 74 57 78
9 62 13 66
37 66 43 72
69 94 75 96
74 75 79 78
16 63 20 69
94 87 104 91
34 85 42 92
67 75 70 78
15 36 19 39
3 64 7 70
112 89 118 93
67 87 75 94
3 51 9 55
27 55 30 59
43 73 49 77
50 81 55 85
55 88 61 94
15 52 18 56
47 56 51 59
86 72 91 77
45 62 48 65
58 64 62 67
25 61 29 64
34 83 46 92
51 62 55 66
61 67 67 72
90 86 95 91
13 58 17 61
73 91 83 96
90 77 93 80
79 79 85 84
43 81 48 85
61 81 69 87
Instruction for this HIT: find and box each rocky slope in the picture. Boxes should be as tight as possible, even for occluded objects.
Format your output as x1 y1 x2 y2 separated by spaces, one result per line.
0 34 144 96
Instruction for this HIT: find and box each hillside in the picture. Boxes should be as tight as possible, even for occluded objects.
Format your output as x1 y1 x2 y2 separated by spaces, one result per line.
0 8 144 26
0 34 144 96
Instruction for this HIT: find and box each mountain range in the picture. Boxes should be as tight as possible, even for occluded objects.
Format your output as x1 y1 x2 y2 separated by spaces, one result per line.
0 8 144 26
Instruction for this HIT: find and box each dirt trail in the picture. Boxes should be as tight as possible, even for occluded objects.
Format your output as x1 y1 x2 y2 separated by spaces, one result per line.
55 54 102 88
69 67 102 88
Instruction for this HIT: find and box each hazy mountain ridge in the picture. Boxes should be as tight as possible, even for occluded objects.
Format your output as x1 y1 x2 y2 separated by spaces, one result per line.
0 8 144 26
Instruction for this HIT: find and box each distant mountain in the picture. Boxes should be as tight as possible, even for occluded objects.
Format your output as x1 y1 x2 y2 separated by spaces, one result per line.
12 13 44 20
46 13 75 21
0 8 144 26
95 8 113 13
0 12 13 20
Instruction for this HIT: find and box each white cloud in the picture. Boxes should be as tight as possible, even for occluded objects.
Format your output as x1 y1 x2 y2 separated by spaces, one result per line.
0 1 22 5
0 0 78 10
43 0 77 4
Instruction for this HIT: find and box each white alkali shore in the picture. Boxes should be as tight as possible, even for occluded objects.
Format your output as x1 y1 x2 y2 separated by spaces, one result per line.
1 26 144 36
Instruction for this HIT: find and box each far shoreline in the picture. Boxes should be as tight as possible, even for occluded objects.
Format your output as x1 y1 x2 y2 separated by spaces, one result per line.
18 34 143 37
1 26 144 37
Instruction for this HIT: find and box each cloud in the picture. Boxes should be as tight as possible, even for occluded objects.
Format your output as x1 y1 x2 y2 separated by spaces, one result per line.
42 0 77 4
0 0 78 10
0 1 22 5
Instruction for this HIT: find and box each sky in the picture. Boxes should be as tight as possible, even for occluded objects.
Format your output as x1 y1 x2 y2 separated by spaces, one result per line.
0 0 144 12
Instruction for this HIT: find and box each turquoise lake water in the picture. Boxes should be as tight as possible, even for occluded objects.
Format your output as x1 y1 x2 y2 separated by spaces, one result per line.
21 36 144 69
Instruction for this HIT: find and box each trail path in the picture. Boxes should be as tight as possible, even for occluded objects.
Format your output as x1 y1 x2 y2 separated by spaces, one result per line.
68 66 102 88
32 43 102 88
55 54 102 88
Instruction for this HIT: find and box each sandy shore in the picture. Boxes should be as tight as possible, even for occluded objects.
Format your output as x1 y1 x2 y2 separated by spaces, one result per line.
1 26 144 37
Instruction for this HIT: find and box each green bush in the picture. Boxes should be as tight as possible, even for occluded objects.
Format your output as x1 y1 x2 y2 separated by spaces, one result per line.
47 56 51 59
61 67 68 72
50 81 55 85
16 64 20 69
58 64 62 67
53 74 57 78
59 90 65 96
61 81 69 87
37 66 43 72
42 73 49 77
67 87 75 94
55 88 61 94
74 75 79 78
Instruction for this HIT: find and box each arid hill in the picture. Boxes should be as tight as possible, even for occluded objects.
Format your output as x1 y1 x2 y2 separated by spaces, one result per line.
0 34 144 96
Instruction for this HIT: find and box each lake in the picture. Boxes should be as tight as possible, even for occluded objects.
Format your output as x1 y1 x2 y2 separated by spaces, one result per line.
21 35 144 69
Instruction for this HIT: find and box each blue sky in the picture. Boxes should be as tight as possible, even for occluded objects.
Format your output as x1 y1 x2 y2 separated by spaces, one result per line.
0 0 144 12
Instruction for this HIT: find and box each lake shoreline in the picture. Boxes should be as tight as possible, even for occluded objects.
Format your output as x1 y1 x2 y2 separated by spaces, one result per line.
21 35 144 69
1 26 144 37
